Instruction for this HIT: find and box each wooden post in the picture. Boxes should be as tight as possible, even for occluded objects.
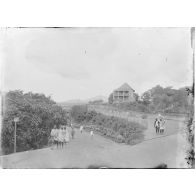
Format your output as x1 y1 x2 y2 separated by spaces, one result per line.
14 117 19 153
14 121 16 153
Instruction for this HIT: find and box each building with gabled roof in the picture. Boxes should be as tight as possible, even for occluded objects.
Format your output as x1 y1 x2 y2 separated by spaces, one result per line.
112 83 135 103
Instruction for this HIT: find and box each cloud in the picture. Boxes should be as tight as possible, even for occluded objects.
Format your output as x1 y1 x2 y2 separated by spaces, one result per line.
2 28 193 101
24 28 119 80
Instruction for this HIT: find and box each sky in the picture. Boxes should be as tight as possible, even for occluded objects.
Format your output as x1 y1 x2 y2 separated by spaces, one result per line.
0 28 193 102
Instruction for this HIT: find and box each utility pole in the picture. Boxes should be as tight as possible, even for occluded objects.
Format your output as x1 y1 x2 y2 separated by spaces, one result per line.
14 117 19 153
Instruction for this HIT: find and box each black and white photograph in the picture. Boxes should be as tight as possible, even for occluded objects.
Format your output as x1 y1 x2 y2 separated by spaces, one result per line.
0 27 194 169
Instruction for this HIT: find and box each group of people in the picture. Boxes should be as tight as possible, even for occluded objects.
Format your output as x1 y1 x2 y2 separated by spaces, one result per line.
154 114 166 134
50 124 75 149
50 124 94 149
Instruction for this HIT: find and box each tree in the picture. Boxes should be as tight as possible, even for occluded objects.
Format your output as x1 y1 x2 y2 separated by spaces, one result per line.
141 91 151 106
140 85 190 113
70 105 88 123
1 90 68 155
185 84 194 167
108 93 113 104
134 93 139 102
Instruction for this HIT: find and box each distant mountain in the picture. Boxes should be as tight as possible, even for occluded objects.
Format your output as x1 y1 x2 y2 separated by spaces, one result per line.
87 95 108 102
58 99 87 107
63 99 87 104
58 95 108 107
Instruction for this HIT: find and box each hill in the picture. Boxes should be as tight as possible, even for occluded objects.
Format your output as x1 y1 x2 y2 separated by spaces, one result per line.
58 95 108 108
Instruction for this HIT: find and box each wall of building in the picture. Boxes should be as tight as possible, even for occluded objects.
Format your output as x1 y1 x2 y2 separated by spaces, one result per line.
113 90 135 102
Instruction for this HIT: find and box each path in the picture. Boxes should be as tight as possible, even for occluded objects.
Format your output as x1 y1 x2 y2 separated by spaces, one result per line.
0 117 188 168
88 105 186 139
144 115 186 139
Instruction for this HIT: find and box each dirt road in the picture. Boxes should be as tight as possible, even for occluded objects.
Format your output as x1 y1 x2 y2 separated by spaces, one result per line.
1 117 187 168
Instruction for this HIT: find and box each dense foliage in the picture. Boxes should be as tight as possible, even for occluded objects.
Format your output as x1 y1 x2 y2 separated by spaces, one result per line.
108 85 190 114
1 90 68 155
140 85 190 114
70 105 88 123
185 85 194 167
71 105 145 145
108 93 113 104
109 101 150 113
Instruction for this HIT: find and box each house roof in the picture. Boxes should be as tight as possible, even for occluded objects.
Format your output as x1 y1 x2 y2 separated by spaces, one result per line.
114 83 135 92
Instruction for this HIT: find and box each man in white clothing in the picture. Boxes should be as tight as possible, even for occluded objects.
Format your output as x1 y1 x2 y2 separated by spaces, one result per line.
80 125 83 133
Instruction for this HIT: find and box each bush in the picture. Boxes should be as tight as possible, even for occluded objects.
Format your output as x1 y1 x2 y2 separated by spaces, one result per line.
71 106 145 145
116 134 125 143
70 105 88 123
111 102 150 113
1 90 68 155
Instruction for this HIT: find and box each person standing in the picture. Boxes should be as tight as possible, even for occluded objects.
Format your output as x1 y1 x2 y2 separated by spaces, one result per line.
58 126 64 148
90 130 94 139
71 125 75 139
65 125 70 143
159 118 165 134
155 113 165 134
61 126 66 147
80 125 83 133
50 125 58 149
154 118 160 134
